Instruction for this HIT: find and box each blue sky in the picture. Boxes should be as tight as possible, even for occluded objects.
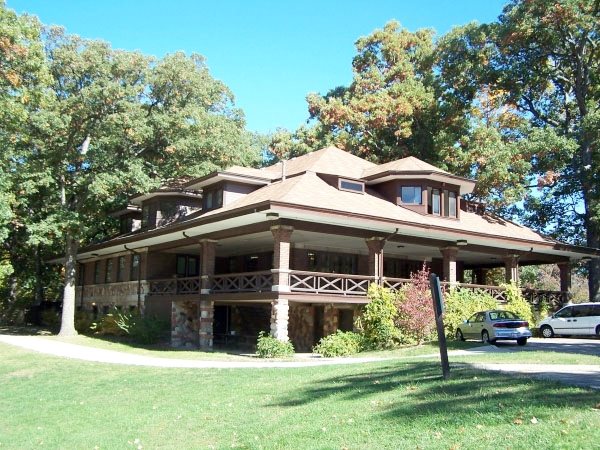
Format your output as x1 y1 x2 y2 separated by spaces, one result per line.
9 0 506 134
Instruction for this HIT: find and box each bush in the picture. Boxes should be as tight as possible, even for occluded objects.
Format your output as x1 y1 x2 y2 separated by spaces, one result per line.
256 331 294 358
128 315 170 345
40 309 61 329
355 284 399 350
395 264 435 344
74 310 95 334
502 282 535 325
443 287 498 338
90 308 128 336
313 331 363 357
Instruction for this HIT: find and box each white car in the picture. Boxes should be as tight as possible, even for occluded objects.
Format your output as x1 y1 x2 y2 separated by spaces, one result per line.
538 302 600 338
455 310 532 346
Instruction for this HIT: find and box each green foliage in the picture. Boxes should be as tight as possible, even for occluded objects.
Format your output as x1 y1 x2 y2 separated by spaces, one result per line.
443 287 498 338
90 308 169 344
356 284 399 350
501 282 535 326
40 308 60 329
255 331 295 358
312 330 363 357
90 309 128 336
74 310 95 334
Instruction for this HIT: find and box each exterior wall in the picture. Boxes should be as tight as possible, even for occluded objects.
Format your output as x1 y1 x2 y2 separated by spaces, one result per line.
146 252 178 279
288 303 315 352
171 300 199 348
76 281 148 312
223 181 260 206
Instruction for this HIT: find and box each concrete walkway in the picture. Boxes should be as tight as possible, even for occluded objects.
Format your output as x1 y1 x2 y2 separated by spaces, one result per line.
0 334 386 368
1 334 599 389
466 362 600 390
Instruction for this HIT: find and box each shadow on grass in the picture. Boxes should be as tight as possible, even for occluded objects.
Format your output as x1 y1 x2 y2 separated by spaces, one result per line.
269 361 600 425
0 325 55 336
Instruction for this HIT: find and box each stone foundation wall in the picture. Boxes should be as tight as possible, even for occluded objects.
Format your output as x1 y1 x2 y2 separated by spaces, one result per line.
171 301 199 348
288 304 315 352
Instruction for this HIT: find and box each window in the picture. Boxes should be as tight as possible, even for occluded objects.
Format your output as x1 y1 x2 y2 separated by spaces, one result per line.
94 261 102 284
431 189 441 215
400 186 422 204
339 179 364 193
105 259 113 283
117 256 126 282
203 188 223 211
555 306 573 318
176 255 199 277
78 263 85 286
306 251 357 274
141 205 150 228
448 192 457 217
130 254 140 281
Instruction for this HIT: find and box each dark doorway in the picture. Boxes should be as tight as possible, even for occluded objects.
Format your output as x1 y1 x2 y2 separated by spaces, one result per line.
338 309 354 332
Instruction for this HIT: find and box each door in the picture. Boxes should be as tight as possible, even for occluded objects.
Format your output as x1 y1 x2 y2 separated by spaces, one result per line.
550 306 574 335
463 312 485 339
572 305 595 335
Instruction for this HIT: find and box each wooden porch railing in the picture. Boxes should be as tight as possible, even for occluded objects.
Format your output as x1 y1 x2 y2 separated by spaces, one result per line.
211 271 273 293
148 276 200 295
146 271 568 306
289 271 374 296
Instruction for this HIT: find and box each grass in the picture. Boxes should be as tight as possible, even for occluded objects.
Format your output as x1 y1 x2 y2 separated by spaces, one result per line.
1 341 599 449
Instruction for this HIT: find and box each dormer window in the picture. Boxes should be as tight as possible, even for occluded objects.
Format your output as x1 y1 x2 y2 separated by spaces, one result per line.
431 189 441 215
400 186 422 204
339 179 364 193
203 188 223 211
448 191 457 218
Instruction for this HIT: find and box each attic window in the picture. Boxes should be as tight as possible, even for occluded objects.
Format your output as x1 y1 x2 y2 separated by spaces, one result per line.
339 179 364 193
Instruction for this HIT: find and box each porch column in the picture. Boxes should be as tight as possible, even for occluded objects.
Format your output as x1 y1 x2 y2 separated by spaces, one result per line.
198 299 214 350
200 239 217 294
440 246 458 284
271 225 293 292
270 298 289 341
323 304 338 336
365 237 385 284
504 254 519 283
558 262 572 300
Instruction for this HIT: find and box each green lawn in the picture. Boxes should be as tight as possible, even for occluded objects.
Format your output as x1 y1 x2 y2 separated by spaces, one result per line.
1 342 599 449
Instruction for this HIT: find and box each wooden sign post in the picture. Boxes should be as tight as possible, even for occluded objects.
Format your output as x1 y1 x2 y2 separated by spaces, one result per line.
429 273 450 379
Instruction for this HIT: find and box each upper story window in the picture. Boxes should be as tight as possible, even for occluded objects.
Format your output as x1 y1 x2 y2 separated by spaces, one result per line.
400 186 422 204
448 191 457 218
94 261 102 284
176 255 199 277
204 188 223 211
339 179 364 194
431 189 441 215
141 204 150 228
117 256 126 282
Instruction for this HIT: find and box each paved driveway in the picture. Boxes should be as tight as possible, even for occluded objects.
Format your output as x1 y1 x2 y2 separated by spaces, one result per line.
493 337 600 356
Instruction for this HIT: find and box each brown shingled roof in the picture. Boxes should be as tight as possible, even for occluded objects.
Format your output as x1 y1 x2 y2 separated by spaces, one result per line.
361 156 451 178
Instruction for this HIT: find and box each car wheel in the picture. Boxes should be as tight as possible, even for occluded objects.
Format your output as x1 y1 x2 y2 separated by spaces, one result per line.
596 325 600 337
540 325 554 338
455 329 465 341
482 330 495 344
517 337 527 346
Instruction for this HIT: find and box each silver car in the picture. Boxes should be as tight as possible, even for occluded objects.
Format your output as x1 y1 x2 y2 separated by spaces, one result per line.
455 310 532 346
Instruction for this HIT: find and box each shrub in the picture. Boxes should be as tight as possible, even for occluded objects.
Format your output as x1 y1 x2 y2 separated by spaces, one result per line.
502 282 535 325
74 310 95 334
313 331 363 357
90 308 128 336
355 284 399 350
395 264 435 344
256 331 294 358
127 315 170 345
40 309 61 329
443 287 498 338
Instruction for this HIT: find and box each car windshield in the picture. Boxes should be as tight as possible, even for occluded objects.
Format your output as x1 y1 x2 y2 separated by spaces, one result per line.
488 311 520 321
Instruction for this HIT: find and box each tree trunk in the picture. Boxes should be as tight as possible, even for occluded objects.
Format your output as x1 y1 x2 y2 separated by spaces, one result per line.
58 234 78 336
588 225 600 302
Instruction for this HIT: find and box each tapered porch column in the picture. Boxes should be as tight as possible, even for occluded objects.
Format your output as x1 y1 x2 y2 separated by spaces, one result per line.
504 254 520 283
270 298 289 342
199 239 217 350
200 239 217 294
440 246 458 283
558 262 572 302
271 225 293 292
366 237 385 284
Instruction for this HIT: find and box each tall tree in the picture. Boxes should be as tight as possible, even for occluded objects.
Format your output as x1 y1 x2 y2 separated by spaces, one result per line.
306 21 470 165
439 0 599 300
